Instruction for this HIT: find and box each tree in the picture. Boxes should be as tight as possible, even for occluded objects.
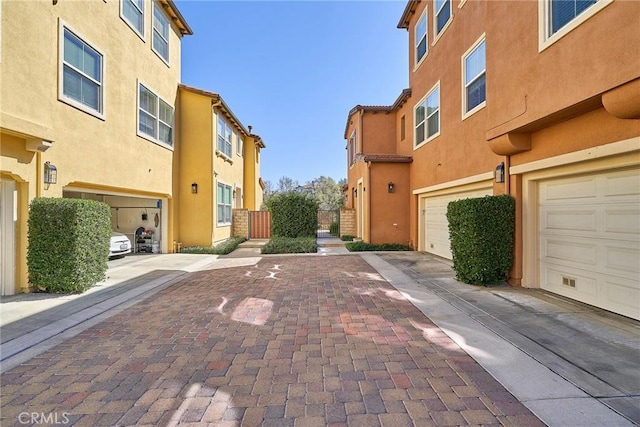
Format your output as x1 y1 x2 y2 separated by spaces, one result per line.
307 176 344 211
277 176 299 193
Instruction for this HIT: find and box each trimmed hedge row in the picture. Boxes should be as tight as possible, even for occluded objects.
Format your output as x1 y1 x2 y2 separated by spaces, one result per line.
180 237 247 255
261 237 317 254
447 195 515 286
27 198 111 294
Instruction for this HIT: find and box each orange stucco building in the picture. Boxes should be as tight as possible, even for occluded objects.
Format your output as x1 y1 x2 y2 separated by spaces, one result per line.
344 0 639 320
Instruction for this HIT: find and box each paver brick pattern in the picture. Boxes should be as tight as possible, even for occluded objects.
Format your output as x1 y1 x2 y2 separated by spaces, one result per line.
1 256 543 426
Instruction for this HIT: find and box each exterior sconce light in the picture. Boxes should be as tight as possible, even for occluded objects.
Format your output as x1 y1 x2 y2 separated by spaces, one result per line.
43 161 57 184
388 182 395 193
495 162 505 183
354 188 357 198
191 183 198 194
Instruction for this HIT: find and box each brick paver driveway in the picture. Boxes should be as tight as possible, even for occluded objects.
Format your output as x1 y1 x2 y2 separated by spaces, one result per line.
1 256 543 426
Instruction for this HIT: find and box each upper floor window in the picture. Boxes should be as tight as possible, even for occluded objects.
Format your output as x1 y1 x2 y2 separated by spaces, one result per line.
435 0 452 36
348 130 357 165
415 10 428 66
549 0 597 35
60 26 104 118
152 2 169 63
463 37 486 117
217 182 232 226
138 83 173 146
122 0 144 37
236 132 243 156
217 116 233 158
415 83 440 147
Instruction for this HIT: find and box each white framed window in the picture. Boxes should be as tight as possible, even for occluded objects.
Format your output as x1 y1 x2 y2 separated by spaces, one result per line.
217 116 233 158
138 82 174 147
434 0 452 38
152 1 169 63
217 182 233 226
236 132 243 156
415 9 428 67
462 36 486 118
414 82 440 148
121 0 144 38
348 130 357 165
539 0 611 50
59 24 104 118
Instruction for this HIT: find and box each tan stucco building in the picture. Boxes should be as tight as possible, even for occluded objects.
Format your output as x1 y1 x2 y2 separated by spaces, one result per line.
345 0 640 320
176 85 265 247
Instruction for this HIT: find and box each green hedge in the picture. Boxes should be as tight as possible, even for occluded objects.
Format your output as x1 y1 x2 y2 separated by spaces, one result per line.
27 198 111 293
446 195 515 286
180 237 247 254
261 237 317 254
340 235 355 241
329 221 339 235
345 241 413 252
266 192 318 238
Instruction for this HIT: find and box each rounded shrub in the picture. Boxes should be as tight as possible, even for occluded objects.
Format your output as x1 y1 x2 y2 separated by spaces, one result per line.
266 191 318 238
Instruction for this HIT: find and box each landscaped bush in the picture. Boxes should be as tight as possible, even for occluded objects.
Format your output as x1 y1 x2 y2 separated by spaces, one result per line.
261 237 317 254
27 197 111 294
447 195 515 286
329 221 339 236
345 241 412 252
340 235 355 241
180 237 247 255
266 192 318 238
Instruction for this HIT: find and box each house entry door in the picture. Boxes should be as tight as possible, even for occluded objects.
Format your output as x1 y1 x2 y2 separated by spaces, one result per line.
0 179 16 296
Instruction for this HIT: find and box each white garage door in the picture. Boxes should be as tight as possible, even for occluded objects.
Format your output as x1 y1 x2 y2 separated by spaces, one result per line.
424 187 492 259
539 167 640 320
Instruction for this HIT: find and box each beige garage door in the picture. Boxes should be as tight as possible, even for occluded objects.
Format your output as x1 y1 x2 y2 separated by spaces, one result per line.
539 167 640 320
424 188 492 259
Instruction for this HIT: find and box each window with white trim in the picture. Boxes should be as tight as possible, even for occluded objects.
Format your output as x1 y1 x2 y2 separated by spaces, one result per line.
152 2 169 62
60 26 103 116
415 10 428 65
217 116 233 158
348 130 357 165
435 0 452 36
414 83 440 147
236 132 243 156
217 182 232 225
138 83 174 146
463 38 486 116
122 0 144 36
549 0 597 36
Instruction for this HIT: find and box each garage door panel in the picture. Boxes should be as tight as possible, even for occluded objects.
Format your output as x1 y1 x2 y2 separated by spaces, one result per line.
424 187 492 259
539 167 640 320
542 176 597 201
543 239 597 266
543 209 597 232
543 267 597 299
604 207 640 234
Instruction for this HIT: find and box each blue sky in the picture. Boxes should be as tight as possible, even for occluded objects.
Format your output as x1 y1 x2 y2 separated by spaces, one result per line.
177 0 408 186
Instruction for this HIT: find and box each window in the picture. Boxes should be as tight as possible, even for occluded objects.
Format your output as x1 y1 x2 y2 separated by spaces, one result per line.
217 182 232 225
152 2 169 62
122 0 144 36
435 0 452 36
549 0 597 35
415 83 440 147
217 116 233 158
60 26 103 116
348 130 357 165
463 38 486 116
138 83 174 146
236 132 243 156
400 115 406 141
415 11 427 65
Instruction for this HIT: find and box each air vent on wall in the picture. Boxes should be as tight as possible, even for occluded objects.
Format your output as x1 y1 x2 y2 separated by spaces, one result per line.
562 277 576 288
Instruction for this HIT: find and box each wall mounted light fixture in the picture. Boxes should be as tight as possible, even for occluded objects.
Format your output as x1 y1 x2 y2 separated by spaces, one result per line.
191 182 198 194
495 162 505 183
44 161 57 184
388 182 395 193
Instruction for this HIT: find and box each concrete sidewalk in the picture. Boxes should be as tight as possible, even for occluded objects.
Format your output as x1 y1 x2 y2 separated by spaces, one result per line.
1 249 638 426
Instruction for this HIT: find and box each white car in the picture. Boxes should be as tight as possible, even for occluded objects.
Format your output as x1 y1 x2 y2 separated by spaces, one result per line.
109 231 132 258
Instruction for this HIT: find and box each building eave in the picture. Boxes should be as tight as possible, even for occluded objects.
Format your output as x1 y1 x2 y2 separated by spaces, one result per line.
162 0 194 36
397 0 420 29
